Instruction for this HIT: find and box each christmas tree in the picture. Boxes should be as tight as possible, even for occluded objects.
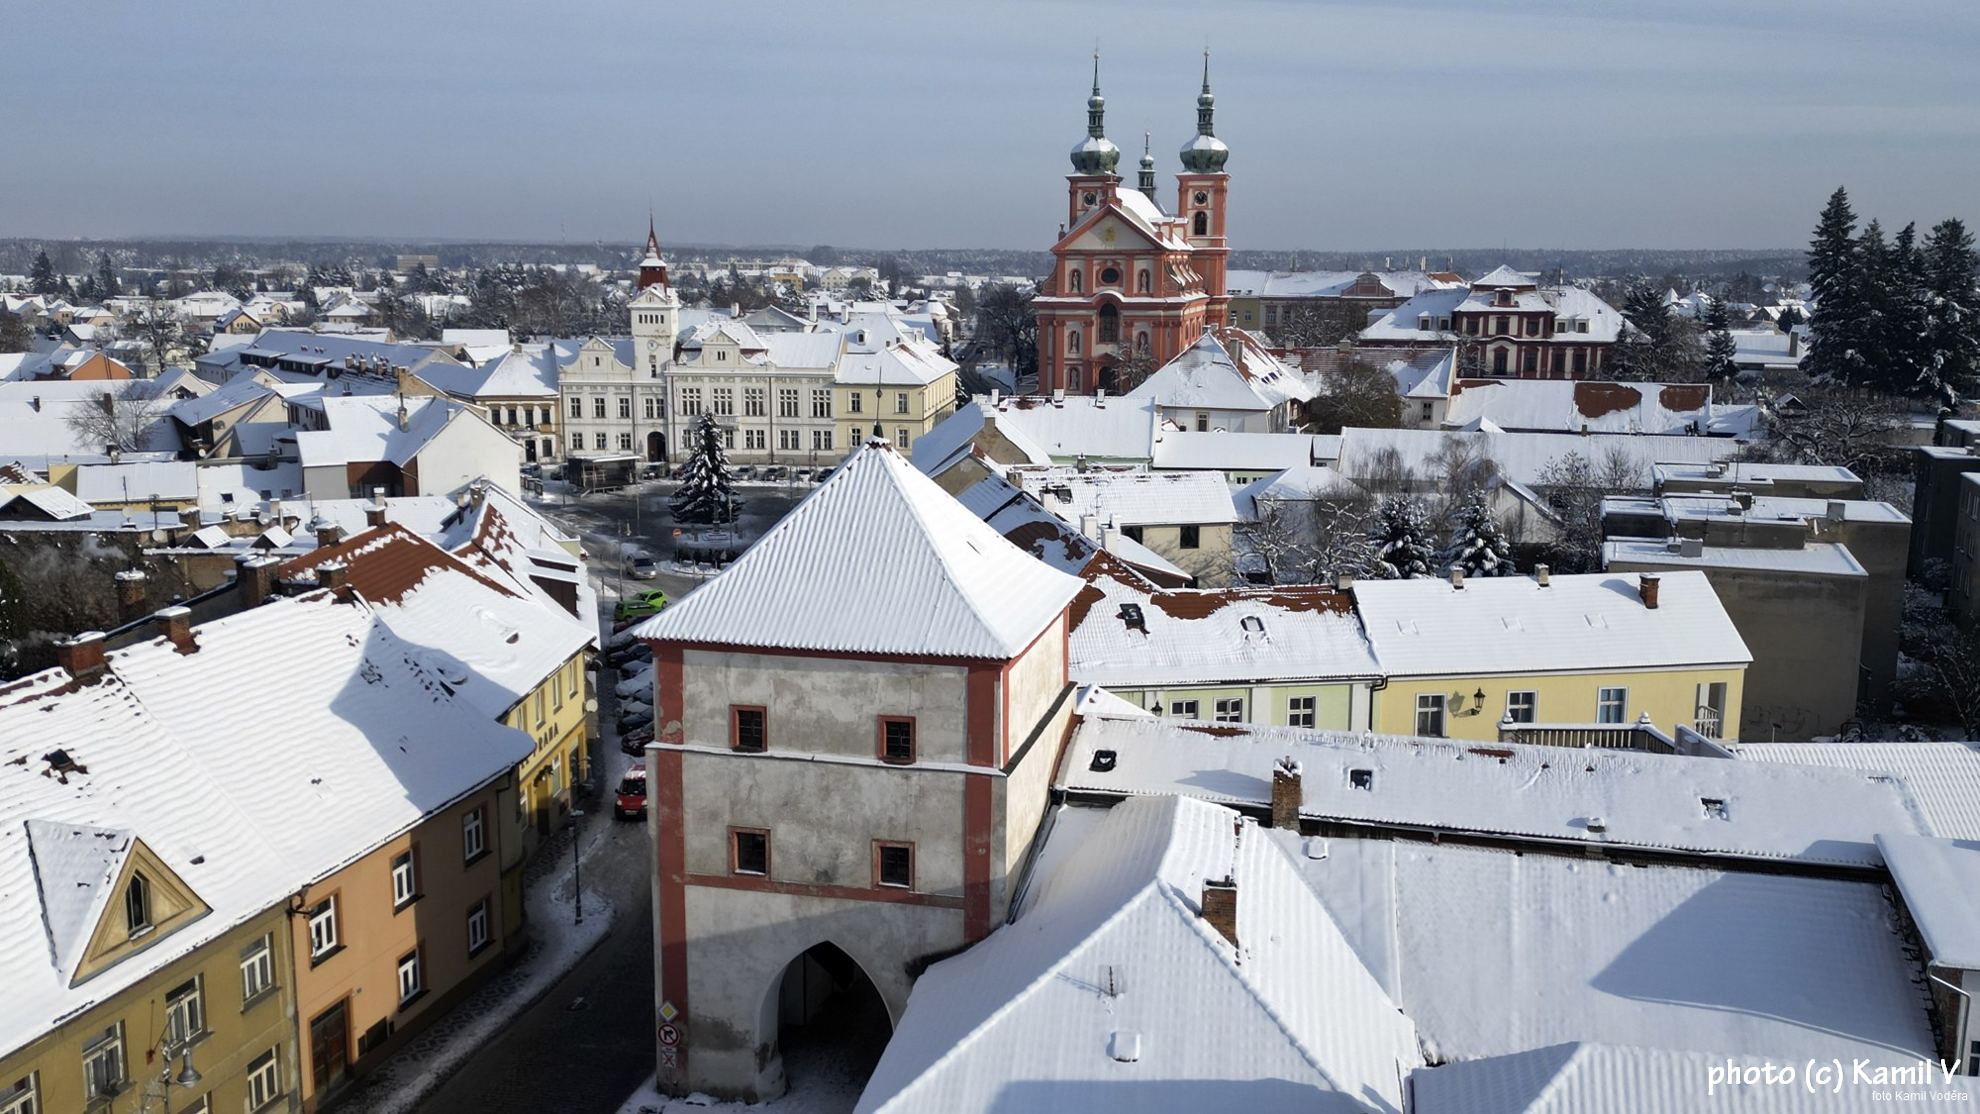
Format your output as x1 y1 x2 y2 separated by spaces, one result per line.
669 413 739 525
1369 495 1435 580
1443 490 1515 577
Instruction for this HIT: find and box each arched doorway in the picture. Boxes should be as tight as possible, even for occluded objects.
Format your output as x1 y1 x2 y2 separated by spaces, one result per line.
646 430 667 462
756 942 892 1101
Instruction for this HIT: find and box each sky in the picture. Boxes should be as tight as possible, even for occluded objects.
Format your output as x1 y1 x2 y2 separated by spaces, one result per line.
4 0 1978 251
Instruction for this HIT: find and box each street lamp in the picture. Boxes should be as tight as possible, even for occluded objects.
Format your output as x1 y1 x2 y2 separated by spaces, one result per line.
139 1047 202 1113
570 807 586 926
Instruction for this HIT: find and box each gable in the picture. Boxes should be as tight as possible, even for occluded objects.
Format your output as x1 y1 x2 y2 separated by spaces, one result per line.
1063 212 1166 254
27 821 211 986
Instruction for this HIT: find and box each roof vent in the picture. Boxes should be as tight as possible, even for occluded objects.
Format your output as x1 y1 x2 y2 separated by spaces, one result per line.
1534 563 1550 587
1450 567 1465 590
1117 603 1146 632
1586 815 1608 833
1701 797 1729 820
1679 537 1703 558
1240 615 1265 635
1089 749 1118 773
1348 768 1374 791
1108 1031 1141 1063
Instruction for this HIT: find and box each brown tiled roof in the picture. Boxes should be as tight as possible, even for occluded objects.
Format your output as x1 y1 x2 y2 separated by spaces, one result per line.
279 522 520 606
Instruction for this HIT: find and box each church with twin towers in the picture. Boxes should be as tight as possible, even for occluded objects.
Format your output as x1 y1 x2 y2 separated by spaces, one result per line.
1032 52 1234 395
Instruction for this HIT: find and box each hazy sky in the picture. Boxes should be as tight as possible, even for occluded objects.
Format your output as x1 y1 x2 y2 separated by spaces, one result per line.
5 0 1978 251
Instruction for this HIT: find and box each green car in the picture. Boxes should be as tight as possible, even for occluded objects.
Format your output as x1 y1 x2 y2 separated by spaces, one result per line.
614 588 670 624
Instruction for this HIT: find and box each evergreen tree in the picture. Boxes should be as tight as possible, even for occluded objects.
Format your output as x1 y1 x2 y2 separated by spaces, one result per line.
669 413 740 525
1805 188 1867 385
1926 218 1980 404
28 251 56 296
1702 293 1738 383
1442 490 1514 577
94 253 120 299
1612 281 1671 380
1883 223 1936 400
1854 219 1893 391
1369 495 1435 580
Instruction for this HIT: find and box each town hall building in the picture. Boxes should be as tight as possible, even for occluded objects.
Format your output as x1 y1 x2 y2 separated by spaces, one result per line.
1033 55 1233 396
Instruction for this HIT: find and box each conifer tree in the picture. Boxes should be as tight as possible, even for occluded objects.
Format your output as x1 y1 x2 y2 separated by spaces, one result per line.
1854 219 1893 390
1702 293 1739 383
1805 187 1866 385
669 413 739 525
1443 490 1515 577
94 252 120 299
1926 218 1980 404
1883 222 1935 400
28 251 56 296
1369 495 1435 580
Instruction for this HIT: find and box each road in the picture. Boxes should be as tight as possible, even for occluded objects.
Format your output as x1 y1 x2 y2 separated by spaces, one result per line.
409 484 807 1114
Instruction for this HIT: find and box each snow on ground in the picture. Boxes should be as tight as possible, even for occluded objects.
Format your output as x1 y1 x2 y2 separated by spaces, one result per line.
342 831 618 1114
614 1038 866 1114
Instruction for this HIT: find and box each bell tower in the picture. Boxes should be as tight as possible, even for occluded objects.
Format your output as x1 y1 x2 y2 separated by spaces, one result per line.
1177 50 1231 325
631 217 680 377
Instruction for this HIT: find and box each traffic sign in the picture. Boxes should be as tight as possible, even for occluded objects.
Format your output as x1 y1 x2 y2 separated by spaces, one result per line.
659 1023 681 1046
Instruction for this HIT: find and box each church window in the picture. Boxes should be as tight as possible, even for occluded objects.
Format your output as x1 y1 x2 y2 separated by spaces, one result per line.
1193 212 1208 236
1098 304 1119 342
1100 266 1121 286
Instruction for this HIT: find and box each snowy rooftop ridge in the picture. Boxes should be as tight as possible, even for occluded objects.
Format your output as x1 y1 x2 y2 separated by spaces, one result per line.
635 441 1084 658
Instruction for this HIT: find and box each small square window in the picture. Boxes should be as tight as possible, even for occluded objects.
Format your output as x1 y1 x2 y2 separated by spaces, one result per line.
732 829 770 876
731 706 767 752
1348 768 1375 791
1505 691 1537 724
879 717 916 764
875 842 913 889
1287 695 1316 729
1169 699 1200 719
1214 698 1243 723
1179 524 1201 549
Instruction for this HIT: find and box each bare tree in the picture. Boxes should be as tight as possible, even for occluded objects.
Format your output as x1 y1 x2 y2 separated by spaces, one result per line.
1304 360 1403 433
127 308 189 374
1750 387 1907 493
1534 446 1639 573
1272 301 1367 348
1240 491 1375 585
65 382 165 455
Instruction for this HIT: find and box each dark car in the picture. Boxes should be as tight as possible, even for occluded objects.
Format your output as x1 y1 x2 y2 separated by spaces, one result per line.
614 763 648 820
627 554 660 580
619 725 654 756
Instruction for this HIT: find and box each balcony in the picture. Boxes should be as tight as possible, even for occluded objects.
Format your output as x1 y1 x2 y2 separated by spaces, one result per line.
1496 715 1734 757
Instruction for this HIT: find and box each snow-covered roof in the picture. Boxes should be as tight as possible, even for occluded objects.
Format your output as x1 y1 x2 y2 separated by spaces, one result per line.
1351 569 1748 677
1068 567 1378 688
636 441 1082 658
857 795 1421 1113
1381 349 1457 400
1603 538 1868 577
1411 1043 1926 1113
1127 331 1313 413
1444 379 1717 436
292 395 475 468
1060 715 1926 869
0 379 182 465
1737 742 1980 839
1234 464 1366 518
0 591 532 1062
1012 467 1239 527
0 485 94 521
70 460 199 503
1877 834 1980 969
1472 265 1538 289
916 395 1163 474
833 336 955 387
1149 429 1322 472
415 343 558 400
954 473 1187 582
167 375 276 427
1312 836 1935 1068
1651 460 1861 490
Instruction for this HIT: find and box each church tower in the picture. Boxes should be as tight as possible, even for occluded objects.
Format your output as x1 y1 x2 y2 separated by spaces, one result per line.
631 217 680 378
1064 52 1122 228
1177 50 1231 325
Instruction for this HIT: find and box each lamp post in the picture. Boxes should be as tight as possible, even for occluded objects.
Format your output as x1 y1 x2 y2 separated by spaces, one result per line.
570 807 586 925
139 1047 202 1113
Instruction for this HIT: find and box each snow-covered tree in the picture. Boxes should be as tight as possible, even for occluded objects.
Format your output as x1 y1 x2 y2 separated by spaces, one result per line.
670 413 739 525
1806 187 1869 386
28 251 57 296
1925 218 1980 405
1369 496 1435 580
1701 294 1738 383
1443 490 1514 577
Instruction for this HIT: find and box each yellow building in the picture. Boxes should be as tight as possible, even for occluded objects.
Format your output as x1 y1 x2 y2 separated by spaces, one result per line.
1351 569 1750 743
833 337 957 456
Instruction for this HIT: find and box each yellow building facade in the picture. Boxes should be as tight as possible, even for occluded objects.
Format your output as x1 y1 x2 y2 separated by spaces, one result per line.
506 652 592 849
1371 665 1746 744
834 372 956 456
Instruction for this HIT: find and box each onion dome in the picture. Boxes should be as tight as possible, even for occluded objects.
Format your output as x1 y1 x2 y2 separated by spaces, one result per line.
1069 52 1121 176
1178 50 1230 173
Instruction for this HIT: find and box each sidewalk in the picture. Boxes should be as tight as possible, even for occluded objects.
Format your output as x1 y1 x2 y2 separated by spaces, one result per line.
333 821 618 1114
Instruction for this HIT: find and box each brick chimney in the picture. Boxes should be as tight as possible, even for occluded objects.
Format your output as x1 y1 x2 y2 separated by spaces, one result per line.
157 606 196 654
1201 877 1239 947
114 569 148 624
313 518 342 548
318 560 349 592
55 632 107 678
1269 757 1302 829
1639 573 1661 609
235 553 278 608
366 486 388 528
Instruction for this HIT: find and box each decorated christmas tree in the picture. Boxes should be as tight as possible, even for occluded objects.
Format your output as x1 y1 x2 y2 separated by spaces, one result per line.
669 413 739 525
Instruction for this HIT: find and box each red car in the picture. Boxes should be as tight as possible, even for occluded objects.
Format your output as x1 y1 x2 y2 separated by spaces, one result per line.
614 763 648 821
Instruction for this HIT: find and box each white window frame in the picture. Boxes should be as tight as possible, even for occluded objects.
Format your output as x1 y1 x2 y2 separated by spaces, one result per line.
307 897 338 959
467 899 491 955
1597 687 1627 725
1213 697 1244 723
1505 690 1538 724
163 976 204 1050
397 950 423 1005
245 1048 279 1111
462 809 486 862
391 850 417 908
240 934 274 1002
1415 693 1446 737
1287 695 1316 729
1695 682 1728 738
1 1074 37 1114
81 1025 124 1102
1169 699 1200 719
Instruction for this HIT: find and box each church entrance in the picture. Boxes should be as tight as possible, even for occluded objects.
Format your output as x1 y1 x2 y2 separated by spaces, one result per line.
646 431 667 462
759 942 892 1102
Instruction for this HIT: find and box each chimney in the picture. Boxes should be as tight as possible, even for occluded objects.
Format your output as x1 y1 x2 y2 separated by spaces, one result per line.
114 569 148 623
1270 757 1302 829
1534 564 1551 587
1680 537 1704 558
1639 573 1661 609
366 502 387 528
1200 877 1239 947
1336 572 1355 590
235 553 277 607
1733 489 1754 510
313 517 341 548
1078 513 1100 541
1826 500 1845 524
156 606 196 654
54 631 107 678
317 560 349 592
395 399 410 432
1101 521 1122 552
1450 567 1465 590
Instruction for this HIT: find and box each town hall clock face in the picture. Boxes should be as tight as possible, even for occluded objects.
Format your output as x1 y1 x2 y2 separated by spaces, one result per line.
647 339 658 350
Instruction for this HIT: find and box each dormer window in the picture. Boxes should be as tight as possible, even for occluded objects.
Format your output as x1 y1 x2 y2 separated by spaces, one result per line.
125 874 151 936
1495 290 1512 307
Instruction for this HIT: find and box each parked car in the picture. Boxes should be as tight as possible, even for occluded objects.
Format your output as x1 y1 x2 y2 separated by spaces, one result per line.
760 466 788 482
734 465 757 481
814 466 835 483
627 554 659 580
619 725 654 756
613 588 670 623
617 709 653 735
614 763 648 820
793 468 814 483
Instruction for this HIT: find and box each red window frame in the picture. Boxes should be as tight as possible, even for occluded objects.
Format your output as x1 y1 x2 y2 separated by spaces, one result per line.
730 827 771 877
730 705 767 752
877 716 917 765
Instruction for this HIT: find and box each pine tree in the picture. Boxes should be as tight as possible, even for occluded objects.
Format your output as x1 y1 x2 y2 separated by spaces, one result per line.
1612 281 1669 381
1702 293 1738 383
669 413 740 525
94 252 120 299
28 251 56 296
1443 490 1514 577
1926 218 1980 405
1369 495 1435 579
1854 219 1893 391
1883 222 1936 400
1806 187 1865 385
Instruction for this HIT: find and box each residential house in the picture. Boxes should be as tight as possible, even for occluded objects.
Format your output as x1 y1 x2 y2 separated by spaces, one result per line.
1124 329 1313 433
1224 266 1462 336
285 394 520 501
1359 266 1624 380
1005 466 1239 585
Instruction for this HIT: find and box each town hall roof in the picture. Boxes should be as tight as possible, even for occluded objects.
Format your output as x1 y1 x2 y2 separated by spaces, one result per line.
635 441 1084 658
